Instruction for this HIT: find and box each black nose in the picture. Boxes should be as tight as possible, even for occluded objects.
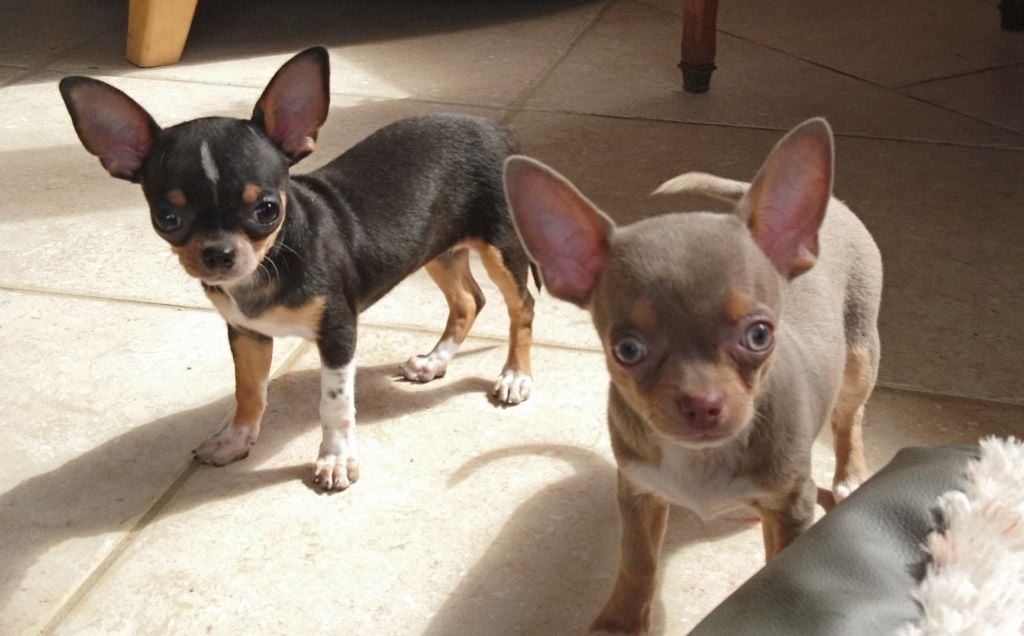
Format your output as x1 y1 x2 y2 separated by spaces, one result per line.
201 245 236 271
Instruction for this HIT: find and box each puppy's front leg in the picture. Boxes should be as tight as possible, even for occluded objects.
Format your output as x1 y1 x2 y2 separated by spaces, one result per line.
758 478 817 560
195 326 272 465
314 319 360 491
591 472 670 635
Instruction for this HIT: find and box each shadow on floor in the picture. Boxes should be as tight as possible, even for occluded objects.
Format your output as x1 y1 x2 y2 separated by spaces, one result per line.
423 443 753 635
0 350 499 615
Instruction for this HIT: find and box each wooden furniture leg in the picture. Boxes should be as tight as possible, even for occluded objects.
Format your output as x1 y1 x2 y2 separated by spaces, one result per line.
126 0 199 67
679 0 719 93
1000 0 1024 30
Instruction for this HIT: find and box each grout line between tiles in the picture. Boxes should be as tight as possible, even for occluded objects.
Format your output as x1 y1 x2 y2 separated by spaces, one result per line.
37 331 309 634
873 382 1024 410
0 283 208 312
29 51 1023 150
500 0 618 124
894 60 1024 90
624 0 1024 142
4 21 125 89
40 459 201 635
3 283 1022 407
510 105 1024 151
714 26 1024 139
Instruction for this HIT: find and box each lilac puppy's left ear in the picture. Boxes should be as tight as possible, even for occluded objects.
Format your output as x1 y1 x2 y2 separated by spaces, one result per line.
252 46 331 164
740 118 834 279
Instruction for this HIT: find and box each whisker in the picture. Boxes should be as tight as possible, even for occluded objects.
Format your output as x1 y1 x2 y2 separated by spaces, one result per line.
277 242 305 264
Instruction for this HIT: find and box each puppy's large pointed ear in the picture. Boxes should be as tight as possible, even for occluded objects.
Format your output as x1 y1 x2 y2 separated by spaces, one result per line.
58 77 161 182
740 117 834 279
252 47 330 164
503 156 614 307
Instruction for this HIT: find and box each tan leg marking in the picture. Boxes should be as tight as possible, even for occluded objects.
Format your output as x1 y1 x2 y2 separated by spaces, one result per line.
591 473 669 634
400 248 484 382
194 330 273 466
830 346 876 501
476 244 535 404
760 507 804 561
758 480 817 561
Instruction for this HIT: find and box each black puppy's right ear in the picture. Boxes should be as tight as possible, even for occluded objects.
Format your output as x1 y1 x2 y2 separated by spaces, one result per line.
59 77 161 182
503 156 615 307
252 46 330 164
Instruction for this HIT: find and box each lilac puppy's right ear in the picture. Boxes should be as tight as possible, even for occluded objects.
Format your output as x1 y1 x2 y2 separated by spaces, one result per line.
58 77 160 182
503 156 614 307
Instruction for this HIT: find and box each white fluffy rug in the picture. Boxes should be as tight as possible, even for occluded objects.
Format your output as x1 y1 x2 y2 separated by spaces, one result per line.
899 436 1024 635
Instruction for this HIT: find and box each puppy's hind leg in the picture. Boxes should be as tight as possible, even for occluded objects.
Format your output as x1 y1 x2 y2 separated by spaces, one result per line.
401 248 485 382
477 241 535 405
830 340 878 503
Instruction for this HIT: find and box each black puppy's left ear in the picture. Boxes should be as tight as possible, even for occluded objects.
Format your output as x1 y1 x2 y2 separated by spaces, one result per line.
252 46 330 164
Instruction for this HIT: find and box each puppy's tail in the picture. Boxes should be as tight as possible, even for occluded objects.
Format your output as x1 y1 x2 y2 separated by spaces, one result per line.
652 172 748 204
530 262 542 292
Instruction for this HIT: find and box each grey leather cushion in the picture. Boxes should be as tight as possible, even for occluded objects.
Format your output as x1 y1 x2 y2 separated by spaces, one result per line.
689 445 979 636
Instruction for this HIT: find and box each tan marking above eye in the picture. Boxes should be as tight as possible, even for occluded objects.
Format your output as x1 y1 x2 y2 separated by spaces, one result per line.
723 288 752 323
242 183 262 205
629 297 657 333
167 189 187 207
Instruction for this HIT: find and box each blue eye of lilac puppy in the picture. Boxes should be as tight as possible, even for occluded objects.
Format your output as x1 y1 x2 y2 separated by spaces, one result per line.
743 321 774 352
613 336 647 366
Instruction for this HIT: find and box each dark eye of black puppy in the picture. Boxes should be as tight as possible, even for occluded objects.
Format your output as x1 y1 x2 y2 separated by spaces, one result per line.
253 200 280 225
154 207 182 232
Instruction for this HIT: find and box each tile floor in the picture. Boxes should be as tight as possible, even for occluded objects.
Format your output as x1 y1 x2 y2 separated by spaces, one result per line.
1 0 1021 633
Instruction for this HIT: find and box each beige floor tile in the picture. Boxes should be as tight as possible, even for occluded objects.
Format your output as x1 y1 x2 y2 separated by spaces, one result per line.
0 71 503 307
49 327 612 635
0 0 119 68
45 325 1023 634
902 64 1024 134
0 290 301 634
48 0 607 107
509 110 1024 405
712 0 1024 88
525 0 1024 148
0 66 25 84
3 1 1021 633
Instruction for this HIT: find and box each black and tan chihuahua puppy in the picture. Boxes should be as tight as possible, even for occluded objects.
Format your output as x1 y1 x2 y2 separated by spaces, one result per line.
504 119 882 633
59 47 537 491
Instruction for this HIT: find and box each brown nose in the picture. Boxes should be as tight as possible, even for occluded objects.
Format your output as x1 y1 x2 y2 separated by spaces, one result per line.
678 391 724 429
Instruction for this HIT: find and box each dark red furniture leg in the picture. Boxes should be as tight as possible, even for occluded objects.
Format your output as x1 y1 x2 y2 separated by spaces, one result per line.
680 0 719 93
999 0 1024 30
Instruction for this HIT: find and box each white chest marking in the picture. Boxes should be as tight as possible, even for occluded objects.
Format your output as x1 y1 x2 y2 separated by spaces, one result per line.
211 293 318 340
621 442 774 520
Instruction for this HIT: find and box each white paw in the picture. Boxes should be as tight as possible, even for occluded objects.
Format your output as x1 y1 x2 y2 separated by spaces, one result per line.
400 352 449 383
834 479 860 503
312 446 359 491
193 426 257 466
494 369 532 405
